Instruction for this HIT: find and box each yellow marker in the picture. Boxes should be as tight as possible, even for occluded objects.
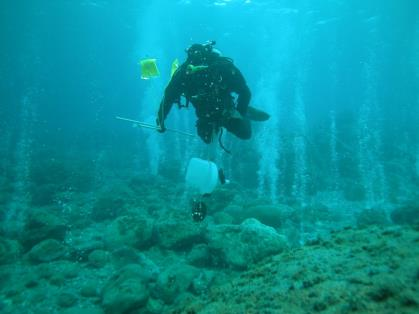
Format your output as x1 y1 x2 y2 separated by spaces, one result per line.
140 58 160 79
171 58 180 77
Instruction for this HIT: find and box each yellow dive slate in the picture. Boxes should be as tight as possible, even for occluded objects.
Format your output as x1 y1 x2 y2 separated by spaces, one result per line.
140 58 160 79
171 58 179 77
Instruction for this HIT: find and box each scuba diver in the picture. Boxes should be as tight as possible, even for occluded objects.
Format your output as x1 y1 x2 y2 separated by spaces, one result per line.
156 41 269 146
155 41 269 222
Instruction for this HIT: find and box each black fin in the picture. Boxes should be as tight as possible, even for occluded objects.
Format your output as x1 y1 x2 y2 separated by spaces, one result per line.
247 106 270 122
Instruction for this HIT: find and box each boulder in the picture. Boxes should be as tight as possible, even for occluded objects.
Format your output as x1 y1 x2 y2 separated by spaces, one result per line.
35 260 80 285
155 218 205 250
101 264 149 314
191 270 215 295
21 209 67 250
104 215 154 250
187 244 211 267
207 218 287 269
151 264 200 304
68 227 104 262
27 239 67 263
88 250 110 268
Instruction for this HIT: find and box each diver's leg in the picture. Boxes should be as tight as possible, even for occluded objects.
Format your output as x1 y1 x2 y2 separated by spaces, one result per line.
223 118 252 140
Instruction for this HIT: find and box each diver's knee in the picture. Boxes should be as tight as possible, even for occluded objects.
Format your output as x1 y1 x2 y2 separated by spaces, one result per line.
241 129 252 140
238 126 251 140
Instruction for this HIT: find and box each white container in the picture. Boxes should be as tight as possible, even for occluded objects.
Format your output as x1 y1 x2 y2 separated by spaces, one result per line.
185 158 218 194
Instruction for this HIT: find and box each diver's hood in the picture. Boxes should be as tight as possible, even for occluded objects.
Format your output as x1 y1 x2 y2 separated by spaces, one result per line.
186 41 220 66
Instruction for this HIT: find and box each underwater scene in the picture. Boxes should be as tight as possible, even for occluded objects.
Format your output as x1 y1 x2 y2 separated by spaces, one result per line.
1 0 419 313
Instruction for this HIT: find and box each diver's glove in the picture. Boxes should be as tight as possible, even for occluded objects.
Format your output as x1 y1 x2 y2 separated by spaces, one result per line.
156 117 166 133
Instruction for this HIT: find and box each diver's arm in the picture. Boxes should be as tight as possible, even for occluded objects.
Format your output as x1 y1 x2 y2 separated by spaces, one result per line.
227 64 251 116
156 71 183 129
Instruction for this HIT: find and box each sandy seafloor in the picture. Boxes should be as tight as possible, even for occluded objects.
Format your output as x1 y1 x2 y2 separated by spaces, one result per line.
0 175 418 314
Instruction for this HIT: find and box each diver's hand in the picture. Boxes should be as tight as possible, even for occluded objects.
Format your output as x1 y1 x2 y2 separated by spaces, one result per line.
156 118 166 133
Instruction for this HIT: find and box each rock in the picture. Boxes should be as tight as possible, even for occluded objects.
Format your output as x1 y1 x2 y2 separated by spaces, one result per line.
27 239 67 263
391 204 419 225
187 244 211 267
101 264 149 314
110 249 159 280
34 261 80 286
356 208 390 227
191 270 215 295
207 218 288 269
152 264 200 304
57 293 77 308
56 261 80 279
80 281 99 298
0 237 21 265
212 212 234 224
21 209 67 250
145 298 165 314
104 215 154 250
62 307 104 314
67 227 105 262
91 183 140 221
155 218 205 250
368 275 403 302
399 289 419 306
225 204 296 228
110 247 142 268
88 250 109 268
91 194 126 222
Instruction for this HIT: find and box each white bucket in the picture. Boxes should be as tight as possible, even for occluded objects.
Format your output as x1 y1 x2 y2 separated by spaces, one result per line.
185 158 218 194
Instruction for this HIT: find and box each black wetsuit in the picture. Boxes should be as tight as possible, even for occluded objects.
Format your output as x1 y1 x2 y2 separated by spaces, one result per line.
157 57 251 144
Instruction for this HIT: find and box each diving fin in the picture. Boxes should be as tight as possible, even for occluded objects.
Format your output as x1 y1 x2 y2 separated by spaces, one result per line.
247 106 270 121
